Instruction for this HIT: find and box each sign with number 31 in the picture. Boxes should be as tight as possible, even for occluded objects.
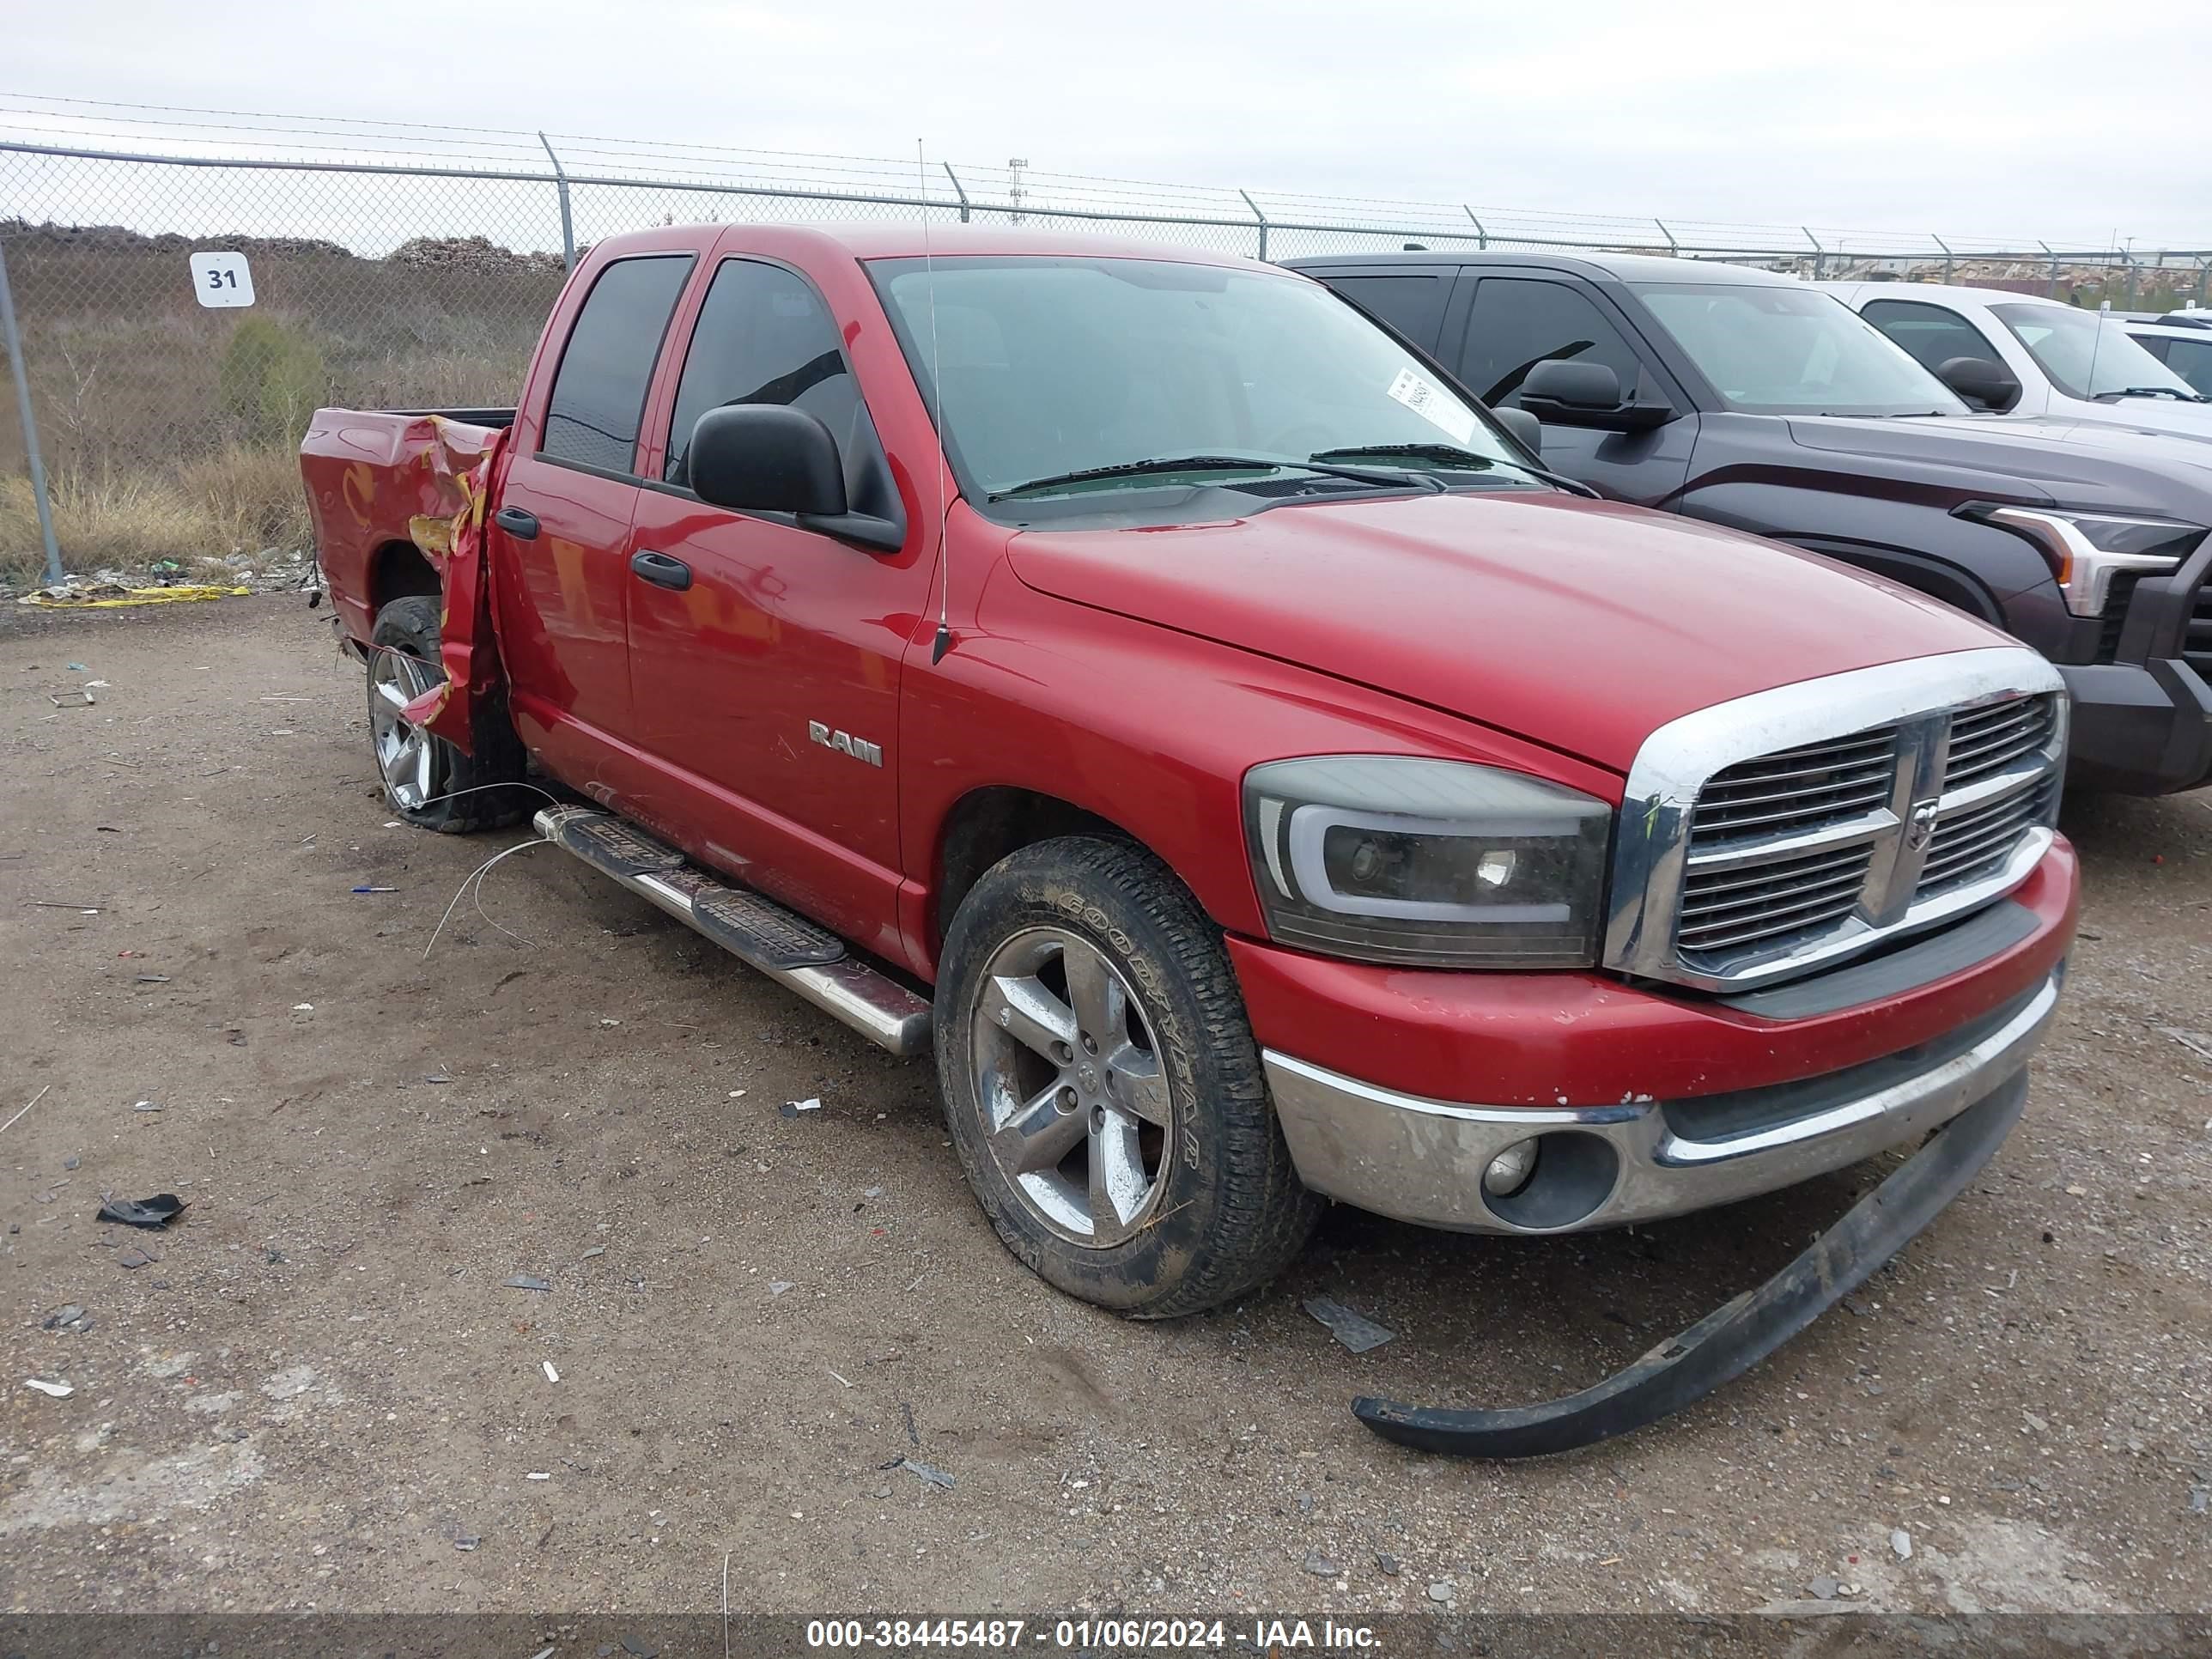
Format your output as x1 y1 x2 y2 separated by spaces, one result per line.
189 251 254 308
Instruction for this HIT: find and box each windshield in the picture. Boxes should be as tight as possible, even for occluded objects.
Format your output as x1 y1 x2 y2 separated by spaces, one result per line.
871 257 1533 504
1632 281 1966 416
1990 303 2202 401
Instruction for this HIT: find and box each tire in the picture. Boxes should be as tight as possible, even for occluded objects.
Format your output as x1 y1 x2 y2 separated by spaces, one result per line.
935 836 1322 1317
366 594 529 834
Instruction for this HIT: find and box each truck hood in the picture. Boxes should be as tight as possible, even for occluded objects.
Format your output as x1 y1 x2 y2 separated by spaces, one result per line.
1006 490 2007 774
1786 412 2212 507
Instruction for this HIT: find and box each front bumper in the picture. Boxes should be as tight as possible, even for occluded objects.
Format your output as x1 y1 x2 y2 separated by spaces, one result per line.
2061 658 2212 795
1265 969 2057 1234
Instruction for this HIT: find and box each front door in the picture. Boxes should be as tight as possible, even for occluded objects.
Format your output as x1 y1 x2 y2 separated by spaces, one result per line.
622 257 928 955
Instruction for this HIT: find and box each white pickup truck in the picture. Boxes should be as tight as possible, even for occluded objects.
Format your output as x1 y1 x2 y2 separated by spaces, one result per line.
1826 282 2212 442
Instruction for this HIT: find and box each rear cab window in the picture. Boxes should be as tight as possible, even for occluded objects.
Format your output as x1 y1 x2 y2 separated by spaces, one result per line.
539 253 696 475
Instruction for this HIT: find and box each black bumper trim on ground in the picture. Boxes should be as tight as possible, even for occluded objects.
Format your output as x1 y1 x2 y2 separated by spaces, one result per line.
1350 1068 2028 1459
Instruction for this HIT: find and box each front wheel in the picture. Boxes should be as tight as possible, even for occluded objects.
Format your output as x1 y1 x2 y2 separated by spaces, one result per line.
367 593 527 833
934 836 1322 1318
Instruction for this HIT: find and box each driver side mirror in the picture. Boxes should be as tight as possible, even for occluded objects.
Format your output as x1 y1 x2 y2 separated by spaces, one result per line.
687 404 848 518
1518 360 1674 431
1935 355 2022 413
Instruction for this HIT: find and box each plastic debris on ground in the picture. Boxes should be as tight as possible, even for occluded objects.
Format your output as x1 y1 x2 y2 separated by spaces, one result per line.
503 1274 552 1291
97 1193 185 1229
884 1455 955 1490
1304 1296 1396 1352
19 581 251 609
781 1097 823 1117
24 1378 74 1398
543 1361 560 1382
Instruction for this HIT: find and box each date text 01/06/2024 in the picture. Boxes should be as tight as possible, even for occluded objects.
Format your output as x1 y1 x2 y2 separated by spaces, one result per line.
804 1620 1382 1650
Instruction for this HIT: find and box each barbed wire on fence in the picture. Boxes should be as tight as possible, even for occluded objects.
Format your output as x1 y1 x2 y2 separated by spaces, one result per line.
3 96 2210 585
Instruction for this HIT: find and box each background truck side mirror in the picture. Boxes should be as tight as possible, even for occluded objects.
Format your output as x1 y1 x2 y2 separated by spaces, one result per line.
688 404 848 518
1519 360 1674 431
1935 356 2023 413
1493 406 1542 455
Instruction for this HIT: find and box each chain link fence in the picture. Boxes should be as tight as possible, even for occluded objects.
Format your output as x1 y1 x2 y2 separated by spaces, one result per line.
4 118 2211 586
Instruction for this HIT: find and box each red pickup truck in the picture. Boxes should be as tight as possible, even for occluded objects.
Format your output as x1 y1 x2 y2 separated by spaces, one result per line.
302 223 2077 1456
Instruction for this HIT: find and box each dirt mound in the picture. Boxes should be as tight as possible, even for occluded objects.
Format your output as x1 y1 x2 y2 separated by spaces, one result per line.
386 234 566 274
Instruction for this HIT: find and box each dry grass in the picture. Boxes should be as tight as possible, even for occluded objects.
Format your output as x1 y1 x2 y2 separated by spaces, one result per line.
0 446 310 585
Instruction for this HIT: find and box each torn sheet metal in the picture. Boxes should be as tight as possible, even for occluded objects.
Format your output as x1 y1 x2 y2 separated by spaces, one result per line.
386 416 509 757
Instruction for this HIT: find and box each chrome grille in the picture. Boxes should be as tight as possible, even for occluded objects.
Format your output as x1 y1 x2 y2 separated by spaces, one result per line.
1940 696 2057 793
1917 775 2057 895
1608 652 2068 992
1677 841 1877 954
1686 726 1899 843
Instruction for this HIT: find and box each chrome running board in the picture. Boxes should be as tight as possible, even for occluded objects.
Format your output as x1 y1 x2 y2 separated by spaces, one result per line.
534 806 931 1057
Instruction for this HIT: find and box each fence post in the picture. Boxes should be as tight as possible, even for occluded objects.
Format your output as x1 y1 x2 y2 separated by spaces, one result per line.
1654 218 1678 257
942 162 969 223
1239 190 1268 261
0 232 64 587
1463 207 1487 250
1803 227 1824 280
2197 257 2209 309
2119 247 2136 310
2039 241 2059 300
538 131 575 271
1932 234 1953 286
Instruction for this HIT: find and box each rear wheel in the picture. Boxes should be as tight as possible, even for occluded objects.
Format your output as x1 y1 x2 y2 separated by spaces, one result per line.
367 594 527 833
935 836 1322 1317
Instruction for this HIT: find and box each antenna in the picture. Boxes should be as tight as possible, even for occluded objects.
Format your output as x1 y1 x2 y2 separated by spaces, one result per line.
921 139 952 665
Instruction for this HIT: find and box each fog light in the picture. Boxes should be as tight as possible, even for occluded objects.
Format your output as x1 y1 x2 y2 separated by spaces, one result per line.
1482 1138 1539 1196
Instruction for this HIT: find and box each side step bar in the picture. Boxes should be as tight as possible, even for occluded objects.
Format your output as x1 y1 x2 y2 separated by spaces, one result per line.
534 806 932 1057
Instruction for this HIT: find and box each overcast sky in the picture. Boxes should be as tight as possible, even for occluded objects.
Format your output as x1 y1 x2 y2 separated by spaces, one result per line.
9 0 2209 251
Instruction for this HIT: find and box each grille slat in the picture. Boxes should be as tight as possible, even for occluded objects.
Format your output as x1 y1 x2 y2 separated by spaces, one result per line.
2188 579 2212 671
1674 691 2058 973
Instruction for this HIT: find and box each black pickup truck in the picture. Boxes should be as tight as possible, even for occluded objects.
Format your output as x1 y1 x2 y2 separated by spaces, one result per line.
1289 251 2212 796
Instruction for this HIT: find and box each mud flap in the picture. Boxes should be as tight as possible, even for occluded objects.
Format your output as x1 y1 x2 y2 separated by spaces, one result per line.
1352 1071 2029 1459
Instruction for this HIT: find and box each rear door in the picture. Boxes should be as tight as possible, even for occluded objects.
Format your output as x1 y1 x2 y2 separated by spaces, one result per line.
490 251 695 778
1447 273 1695 504
620 253 926 953
1302 265 1455 354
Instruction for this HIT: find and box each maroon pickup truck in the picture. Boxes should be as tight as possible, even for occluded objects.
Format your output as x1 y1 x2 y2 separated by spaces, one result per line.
302 223 2077 1455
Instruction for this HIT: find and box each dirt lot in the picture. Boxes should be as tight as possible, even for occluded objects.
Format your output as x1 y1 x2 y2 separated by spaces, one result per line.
1 594 2208 1620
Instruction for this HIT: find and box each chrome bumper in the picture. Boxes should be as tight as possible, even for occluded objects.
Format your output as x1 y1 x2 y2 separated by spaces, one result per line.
1263 971 2059 1235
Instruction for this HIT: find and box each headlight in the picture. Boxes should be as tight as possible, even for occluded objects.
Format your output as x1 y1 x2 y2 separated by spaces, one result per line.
1972 507 2205 618
1243 756 1612 968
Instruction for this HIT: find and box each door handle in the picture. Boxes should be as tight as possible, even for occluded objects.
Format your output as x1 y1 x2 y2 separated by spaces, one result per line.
630 550 693 592
493 506 540 540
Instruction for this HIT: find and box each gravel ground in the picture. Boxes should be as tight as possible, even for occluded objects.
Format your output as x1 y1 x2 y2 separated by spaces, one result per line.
1 594 2208 1618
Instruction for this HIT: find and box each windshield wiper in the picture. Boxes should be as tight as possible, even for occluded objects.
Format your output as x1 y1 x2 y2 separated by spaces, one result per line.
1315 441 1591 498
1310 442 1497 470
2097 386 2211 404
988 453 1431 501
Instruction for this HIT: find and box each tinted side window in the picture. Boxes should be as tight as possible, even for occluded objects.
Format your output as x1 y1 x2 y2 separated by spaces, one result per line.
540 254 695 474
2160 336 2212 397
1458 278 1650 409
666 259 869 485
1319 272 1449 349
1861 299 2004 376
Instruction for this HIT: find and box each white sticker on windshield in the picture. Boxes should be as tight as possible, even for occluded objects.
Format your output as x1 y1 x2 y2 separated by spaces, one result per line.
1387 368 1476 446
